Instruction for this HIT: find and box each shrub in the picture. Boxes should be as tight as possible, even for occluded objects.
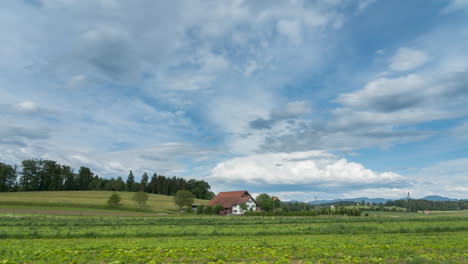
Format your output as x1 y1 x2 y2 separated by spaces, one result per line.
213 205 225 215
107 192 121 207
132 192 149 208
197 205 205 215
204 205 213 215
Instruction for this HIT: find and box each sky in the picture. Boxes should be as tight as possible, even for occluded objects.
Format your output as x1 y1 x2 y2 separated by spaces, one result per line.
1 0 468 201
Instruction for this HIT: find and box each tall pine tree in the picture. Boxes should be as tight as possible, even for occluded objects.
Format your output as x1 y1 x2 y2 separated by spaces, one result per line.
126 170 135 191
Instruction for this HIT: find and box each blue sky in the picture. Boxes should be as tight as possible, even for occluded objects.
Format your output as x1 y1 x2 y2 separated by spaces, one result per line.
1 0 467 201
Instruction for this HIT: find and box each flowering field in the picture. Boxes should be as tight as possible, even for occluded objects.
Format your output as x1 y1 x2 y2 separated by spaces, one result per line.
0 213 467 263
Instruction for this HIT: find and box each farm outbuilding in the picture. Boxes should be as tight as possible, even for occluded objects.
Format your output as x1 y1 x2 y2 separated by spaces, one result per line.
207 190 258 215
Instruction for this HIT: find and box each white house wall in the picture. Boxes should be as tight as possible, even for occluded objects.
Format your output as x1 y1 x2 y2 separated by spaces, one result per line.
231 199 257 215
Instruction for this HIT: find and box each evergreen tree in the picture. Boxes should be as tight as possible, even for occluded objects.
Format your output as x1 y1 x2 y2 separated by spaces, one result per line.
140 172 149 192
126 170 135 191
149 174 158 193
116 177 125 191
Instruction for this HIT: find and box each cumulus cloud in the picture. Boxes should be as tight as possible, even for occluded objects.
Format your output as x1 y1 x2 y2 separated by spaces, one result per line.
207 151 405 191
1 0 467 201
389 48 429 72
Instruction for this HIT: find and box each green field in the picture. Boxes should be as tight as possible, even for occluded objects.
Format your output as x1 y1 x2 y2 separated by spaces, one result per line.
0 211 467 263
0 191 209 213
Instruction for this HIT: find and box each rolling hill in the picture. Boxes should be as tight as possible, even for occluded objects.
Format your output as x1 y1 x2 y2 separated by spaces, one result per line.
0 191 209 213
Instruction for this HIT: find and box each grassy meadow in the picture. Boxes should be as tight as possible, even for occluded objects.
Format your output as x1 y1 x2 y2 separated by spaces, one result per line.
0 210 467 263
0 191 209 213
0 192 467 263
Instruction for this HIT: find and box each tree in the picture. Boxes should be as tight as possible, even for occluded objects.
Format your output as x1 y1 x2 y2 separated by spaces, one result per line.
206 191 216 200
20 159 40 191
126 170 135 191
107 192 121 207
62 165 76 190
173 190 195 211
77 166 93 190
132 191 149 208
116 177 125 191
256 193 272 211
0 162 17 192
187 179 212 199
239 203 248 214
140 172 149 192
149 174 158 193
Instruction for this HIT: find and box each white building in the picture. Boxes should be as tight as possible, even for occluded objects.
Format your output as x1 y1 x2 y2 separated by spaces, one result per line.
207 190 258 215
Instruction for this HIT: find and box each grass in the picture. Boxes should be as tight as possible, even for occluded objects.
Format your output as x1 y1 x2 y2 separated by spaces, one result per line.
0 213 466 263
0 191 209 213
0 204 135 213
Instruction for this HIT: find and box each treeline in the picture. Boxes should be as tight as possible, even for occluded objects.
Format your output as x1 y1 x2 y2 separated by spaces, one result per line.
245 207 363 216
0 159 214 200
280 201 363 212
385 199 468 211
281 201 316 212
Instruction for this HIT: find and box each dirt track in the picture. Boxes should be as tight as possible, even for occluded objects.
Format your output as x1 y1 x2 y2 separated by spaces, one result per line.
0 208 167 216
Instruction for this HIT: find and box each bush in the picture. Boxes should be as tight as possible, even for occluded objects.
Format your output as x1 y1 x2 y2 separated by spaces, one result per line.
132 192 149 208
107 192 121 207
197 205 205 215
213 205 225 215
204 205 213 215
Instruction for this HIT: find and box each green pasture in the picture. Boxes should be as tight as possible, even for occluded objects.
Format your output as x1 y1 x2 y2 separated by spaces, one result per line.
0 191 209 213
0 213 466 263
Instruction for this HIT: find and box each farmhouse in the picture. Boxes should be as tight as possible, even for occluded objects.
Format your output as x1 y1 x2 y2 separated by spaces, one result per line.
207 190 258 215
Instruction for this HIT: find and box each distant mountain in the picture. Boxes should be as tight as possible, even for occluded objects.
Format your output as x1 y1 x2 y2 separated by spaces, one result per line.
419 195 458 201
308 197 391 205
305 195 461 205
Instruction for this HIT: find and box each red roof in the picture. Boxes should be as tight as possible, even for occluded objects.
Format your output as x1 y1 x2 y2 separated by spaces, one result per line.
207 190 256 208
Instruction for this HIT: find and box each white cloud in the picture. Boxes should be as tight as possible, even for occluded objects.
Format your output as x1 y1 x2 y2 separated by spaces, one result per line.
208 151 405 188
443 0 468 13
389 48 429 72
66 74 87 88
15 101 38 113
356 0 377 13
412 158 468 199
244 60 258 77
336 74 425 111
277 19 302 45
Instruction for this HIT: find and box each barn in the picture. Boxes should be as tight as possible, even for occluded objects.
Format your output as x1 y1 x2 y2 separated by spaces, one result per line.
207 190 258 215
